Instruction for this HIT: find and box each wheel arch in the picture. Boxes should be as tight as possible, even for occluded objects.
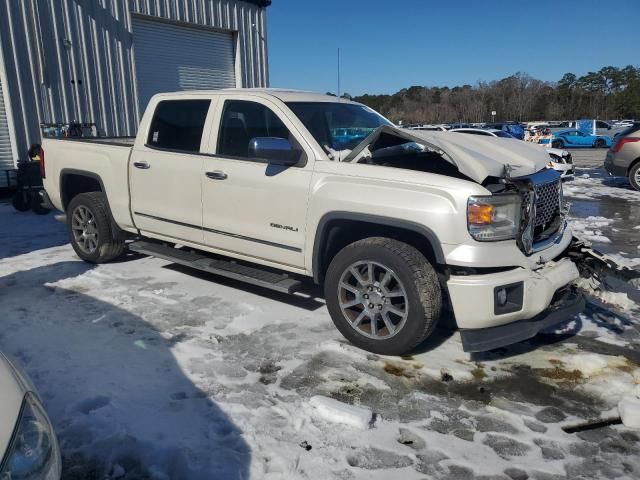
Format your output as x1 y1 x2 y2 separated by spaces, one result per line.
312 212 446 284
60 168 106 211
627 156 640 175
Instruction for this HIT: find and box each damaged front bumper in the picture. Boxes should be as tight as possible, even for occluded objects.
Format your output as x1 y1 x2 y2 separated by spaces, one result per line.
460 286 585 352
453 235 639 353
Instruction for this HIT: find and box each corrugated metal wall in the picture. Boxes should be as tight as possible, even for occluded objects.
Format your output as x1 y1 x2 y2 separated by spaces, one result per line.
0 0 269 165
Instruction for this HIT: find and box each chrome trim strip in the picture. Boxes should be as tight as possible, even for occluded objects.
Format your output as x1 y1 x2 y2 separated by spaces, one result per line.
133 211 302 253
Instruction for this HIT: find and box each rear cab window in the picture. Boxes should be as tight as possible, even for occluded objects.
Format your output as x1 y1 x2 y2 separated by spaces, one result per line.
147 99 211 152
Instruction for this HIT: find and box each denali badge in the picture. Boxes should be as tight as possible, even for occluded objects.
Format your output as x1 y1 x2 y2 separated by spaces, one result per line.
270 222 299 232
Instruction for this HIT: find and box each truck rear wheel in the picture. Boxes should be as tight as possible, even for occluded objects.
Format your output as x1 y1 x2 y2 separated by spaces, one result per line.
324 237 442 356
67 192 124 263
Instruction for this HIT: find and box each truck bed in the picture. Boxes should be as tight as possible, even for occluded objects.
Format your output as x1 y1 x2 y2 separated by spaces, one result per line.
42 136 135 230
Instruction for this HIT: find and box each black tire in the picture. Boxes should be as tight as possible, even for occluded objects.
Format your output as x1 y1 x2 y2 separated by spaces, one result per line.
593 138 605 148
66 192 125 263
629 163 640 191
30 194 51 215
324 237 442 356
551 140 564 149
11 192 30 212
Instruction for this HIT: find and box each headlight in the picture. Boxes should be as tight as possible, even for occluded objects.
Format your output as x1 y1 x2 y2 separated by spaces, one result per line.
467 194 521 241
0 393 61 480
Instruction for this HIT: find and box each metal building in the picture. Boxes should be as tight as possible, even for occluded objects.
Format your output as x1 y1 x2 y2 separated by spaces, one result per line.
0 0 271 186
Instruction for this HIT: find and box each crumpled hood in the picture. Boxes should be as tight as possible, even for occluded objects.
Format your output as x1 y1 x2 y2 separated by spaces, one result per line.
344 126 549 183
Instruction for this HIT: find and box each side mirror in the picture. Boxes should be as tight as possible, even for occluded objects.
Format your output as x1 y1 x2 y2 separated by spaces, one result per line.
248 137 301 166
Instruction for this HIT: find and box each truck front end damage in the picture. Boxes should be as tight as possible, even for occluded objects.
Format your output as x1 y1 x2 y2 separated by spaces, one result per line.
452 170 639 352
345 125 639 352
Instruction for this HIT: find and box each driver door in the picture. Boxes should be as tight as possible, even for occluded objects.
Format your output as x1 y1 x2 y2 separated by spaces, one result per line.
576 131 591 146
200 96 314 268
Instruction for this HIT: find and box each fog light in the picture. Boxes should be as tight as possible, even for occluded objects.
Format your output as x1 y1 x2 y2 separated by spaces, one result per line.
497 288 508 306
493 282 524 315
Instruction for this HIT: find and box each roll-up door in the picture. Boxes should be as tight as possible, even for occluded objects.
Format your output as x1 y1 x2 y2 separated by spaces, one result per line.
0 76 14 187
132 17 236 112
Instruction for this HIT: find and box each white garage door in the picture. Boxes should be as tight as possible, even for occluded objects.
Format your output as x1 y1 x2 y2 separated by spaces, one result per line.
0 76 14 187
132 18 236 113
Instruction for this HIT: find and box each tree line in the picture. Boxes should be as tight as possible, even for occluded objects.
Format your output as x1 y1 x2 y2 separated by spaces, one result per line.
338 65 640 125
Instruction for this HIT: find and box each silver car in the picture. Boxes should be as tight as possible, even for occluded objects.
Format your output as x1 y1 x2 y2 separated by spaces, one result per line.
0 352 61 480
605 122 640 190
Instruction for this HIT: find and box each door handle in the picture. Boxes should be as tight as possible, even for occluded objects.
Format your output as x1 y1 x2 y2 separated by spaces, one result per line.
133 161 150 169
205 170 228 180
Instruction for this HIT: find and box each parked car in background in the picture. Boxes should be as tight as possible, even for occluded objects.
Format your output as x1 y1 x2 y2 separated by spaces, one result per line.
613 120 635 128
451 129 574 177
450 127 515 138
550 129 612 149
0 351 61 479
605 122 640 191
595 120 611 130
406 124 448 132
445 123 471 129
484 122 525 140
545 148 575 178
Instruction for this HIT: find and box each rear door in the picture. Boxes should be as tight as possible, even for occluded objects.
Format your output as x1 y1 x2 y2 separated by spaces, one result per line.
200 95 314 268
129 97 215 244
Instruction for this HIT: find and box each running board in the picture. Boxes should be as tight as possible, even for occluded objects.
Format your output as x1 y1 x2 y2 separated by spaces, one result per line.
128 240 302 294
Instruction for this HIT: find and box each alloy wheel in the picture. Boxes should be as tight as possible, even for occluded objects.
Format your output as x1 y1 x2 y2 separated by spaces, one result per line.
337 261 409 340
71 205 99 254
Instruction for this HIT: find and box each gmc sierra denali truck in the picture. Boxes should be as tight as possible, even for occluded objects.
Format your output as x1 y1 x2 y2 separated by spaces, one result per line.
40 89 587 355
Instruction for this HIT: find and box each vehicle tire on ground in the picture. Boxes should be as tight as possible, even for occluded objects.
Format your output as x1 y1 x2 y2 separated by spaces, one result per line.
11 192 30 212
593 138 606 148
324 237 442 356
67 192 125 263
30 194 51 215
551 140 564 149
629 162 640 191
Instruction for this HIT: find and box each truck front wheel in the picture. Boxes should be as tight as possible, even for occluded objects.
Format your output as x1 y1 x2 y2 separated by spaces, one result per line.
324 237 442 355
67 192 124 263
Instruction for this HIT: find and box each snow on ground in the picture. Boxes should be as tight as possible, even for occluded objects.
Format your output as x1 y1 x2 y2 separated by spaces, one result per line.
1 167 640 480
564 171 640 203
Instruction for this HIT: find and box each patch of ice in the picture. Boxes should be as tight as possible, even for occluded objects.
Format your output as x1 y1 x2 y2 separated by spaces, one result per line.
563 353 608 377
575 277 638 312
309 395 378 429
569 216 614 244
606 253 640 268
597 291 637 311
618 396 640 429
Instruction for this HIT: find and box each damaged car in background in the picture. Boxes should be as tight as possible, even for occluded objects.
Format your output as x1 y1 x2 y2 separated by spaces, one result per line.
0 351 61 480
39 90 639 355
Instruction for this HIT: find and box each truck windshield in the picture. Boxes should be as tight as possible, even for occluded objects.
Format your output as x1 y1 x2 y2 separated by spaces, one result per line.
287 102 393 151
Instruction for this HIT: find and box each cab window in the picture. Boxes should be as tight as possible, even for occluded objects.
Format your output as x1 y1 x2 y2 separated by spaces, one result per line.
147 100 211 152
217 100 293 158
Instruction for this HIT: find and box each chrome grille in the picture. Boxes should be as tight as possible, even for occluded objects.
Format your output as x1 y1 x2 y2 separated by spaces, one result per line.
533 180 561 227
517 169 563 254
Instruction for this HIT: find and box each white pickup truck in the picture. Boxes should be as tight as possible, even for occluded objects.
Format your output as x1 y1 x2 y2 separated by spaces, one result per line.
40 89 591 355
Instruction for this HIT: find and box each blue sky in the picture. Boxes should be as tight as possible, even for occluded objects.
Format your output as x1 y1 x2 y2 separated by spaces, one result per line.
267 0 639 96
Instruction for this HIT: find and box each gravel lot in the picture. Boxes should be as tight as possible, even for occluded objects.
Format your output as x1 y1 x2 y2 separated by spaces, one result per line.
0 153 639 479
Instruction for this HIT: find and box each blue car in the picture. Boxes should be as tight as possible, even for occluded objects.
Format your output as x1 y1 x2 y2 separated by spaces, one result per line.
550 129 612 149
485 123 525 140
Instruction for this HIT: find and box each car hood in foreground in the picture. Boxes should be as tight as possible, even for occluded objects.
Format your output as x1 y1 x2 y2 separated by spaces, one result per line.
344 126 549 183
0 353 27 461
